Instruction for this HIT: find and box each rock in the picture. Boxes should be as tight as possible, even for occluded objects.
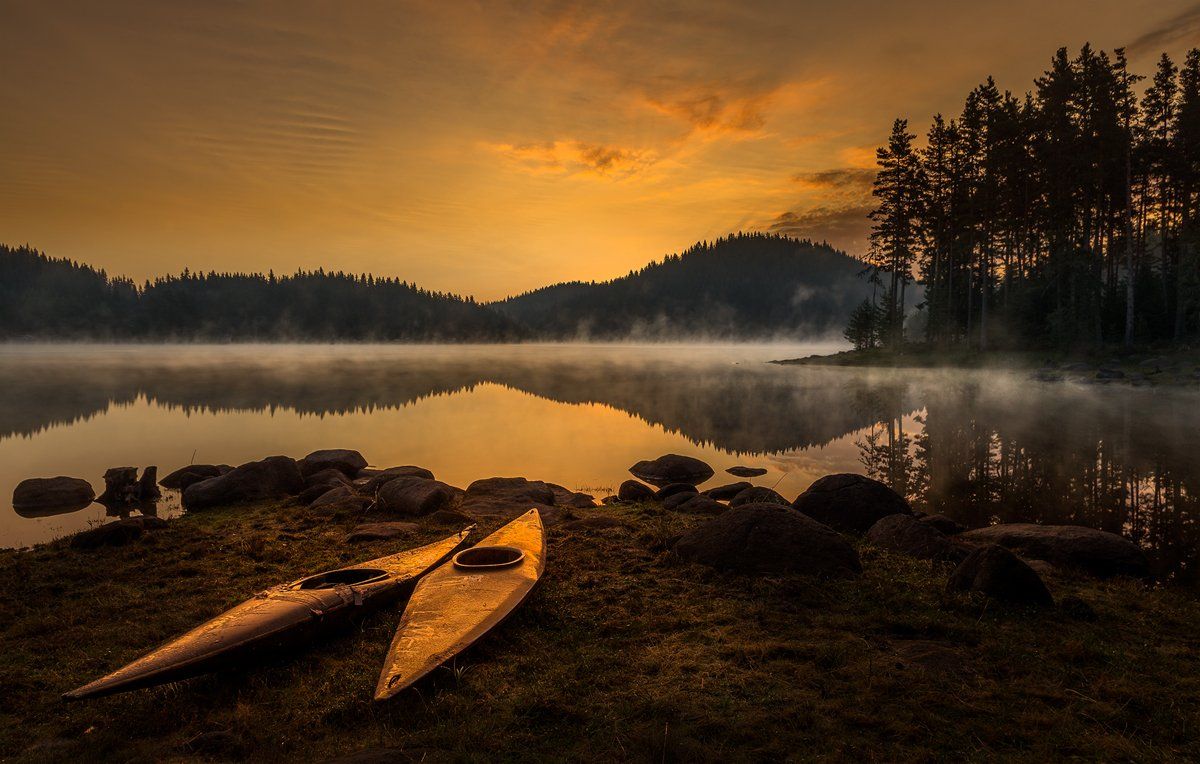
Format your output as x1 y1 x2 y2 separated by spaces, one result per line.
729 486 789 508
182 456 304 511
654 483 698 502
426 509 474 526
298 449 368 478
670 495 726 515
673 503 861 576
299 483 337 505
864 514 967 562
947 544 1054 606
919 514 966 535
563 516 629 532
310 485 358 508
460 477 558 522
958 523 1149 578
363 466 438 494
98 466 161 504
601 495 620 505
345 522 420 543
791 473 912 534
70 516 167 549
548 483 598 508
726 466 768 478
376 477 456 517
97 467 139 504
160 464 226 490
12 476 95 510
703 481 752 500
629 454 714 487
617 479 654 502
662 491 700 511
138 467 161 501
304 468 351 490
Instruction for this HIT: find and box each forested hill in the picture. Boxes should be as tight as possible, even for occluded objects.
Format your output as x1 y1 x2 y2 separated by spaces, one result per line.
493 233 872 339
0 245 524 341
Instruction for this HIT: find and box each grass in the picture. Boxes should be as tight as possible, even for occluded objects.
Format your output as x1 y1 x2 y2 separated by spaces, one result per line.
2 498 1199 762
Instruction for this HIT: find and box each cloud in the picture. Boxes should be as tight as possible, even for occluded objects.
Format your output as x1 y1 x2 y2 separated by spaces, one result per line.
766 204 874 249
792 167 876 190
487 140 658 178
646 91 770 135
1127 4 1200 55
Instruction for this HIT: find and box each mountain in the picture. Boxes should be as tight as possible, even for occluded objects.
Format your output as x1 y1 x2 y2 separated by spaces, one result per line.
1 234 873 341
492 233 872 339
0 245 523 341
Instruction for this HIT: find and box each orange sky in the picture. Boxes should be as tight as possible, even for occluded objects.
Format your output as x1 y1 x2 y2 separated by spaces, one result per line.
2 0 1198 299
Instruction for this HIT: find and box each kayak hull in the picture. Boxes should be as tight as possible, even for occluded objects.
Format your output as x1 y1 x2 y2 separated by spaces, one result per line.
375 509 545 701
64 528 472 700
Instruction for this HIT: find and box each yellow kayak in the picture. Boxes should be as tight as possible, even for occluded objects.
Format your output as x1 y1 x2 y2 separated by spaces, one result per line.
374 509 545 701
65 527 472 700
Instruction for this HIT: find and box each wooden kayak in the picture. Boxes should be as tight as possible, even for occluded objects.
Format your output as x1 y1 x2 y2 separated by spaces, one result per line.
374 509 545 701
64 527 473 700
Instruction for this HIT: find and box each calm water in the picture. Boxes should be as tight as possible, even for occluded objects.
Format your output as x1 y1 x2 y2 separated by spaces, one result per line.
3 344 1199 578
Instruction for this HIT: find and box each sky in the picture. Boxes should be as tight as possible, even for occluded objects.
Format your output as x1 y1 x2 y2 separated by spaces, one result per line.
3 1 1200 300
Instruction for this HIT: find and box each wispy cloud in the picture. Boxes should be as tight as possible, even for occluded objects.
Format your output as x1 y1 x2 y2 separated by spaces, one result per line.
486 140 658 178
1127 4 1200 55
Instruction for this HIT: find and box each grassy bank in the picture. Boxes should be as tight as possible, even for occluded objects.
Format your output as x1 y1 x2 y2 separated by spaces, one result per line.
2 499 1198 762
774 345 1200 381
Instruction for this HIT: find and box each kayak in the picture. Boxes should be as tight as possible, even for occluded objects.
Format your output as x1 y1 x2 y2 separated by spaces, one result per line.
374 509 545 701
64 527 473 700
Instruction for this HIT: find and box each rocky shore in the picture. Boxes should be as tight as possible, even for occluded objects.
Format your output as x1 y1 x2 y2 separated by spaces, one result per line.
1 450 1194 761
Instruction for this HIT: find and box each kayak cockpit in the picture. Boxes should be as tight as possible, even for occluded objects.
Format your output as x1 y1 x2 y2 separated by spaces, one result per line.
295 568 389 590
452 545 525 570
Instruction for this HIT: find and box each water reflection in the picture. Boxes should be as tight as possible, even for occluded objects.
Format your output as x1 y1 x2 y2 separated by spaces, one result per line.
1 344 1198 579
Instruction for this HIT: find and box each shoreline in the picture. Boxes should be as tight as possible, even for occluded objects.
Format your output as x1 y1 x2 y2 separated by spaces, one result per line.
2 453 1195 761
772 346 1200 386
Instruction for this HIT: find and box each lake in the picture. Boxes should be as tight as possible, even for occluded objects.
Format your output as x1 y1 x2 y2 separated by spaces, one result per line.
3 344 1198 579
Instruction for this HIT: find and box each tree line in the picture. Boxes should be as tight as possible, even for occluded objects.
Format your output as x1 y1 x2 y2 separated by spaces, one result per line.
848 44 1200 352
0 244 523 341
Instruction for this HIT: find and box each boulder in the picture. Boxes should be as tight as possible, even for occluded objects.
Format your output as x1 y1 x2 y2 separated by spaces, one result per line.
376 477 456 517
729 486 789 508
654 483 698 502
345 522 420 543
674 503 860 576
670 495 726 515
629 454 714 487
362 466 437 495
182 456 303 511
919 514 966 535
298 449 368 478
791 473 912 534
97 467 139 504
304 468 351 490
160 464 226 490
947 544 1054 606
548 483 598 508
309 485 361 509
703 481 752 500
138 467 161 501
726 466 768 478
70 516 167 550
460 477 560 523
426 508 474 526
12 476 94 510
864 514 967 561
617 480 655 502
958 523 1149 578
563 516 630 532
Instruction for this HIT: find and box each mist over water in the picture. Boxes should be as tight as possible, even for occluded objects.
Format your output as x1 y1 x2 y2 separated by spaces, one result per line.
2 344 1197 578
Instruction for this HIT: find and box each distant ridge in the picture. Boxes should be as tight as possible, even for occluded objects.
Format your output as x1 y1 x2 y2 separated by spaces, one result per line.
1 234 871 341
493 233 871 339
